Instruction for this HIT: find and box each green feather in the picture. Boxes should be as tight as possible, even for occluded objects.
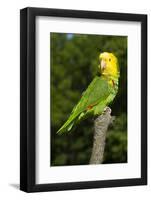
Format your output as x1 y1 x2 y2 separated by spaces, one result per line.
57 75 118 134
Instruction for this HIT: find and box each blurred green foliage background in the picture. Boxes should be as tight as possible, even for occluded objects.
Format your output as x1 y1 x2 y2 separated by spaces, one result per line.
50 33 127 166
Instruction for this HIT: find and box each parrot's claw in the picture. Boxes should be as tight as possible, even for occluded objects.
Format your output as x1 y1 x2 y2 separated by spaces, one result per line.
103 107 111 115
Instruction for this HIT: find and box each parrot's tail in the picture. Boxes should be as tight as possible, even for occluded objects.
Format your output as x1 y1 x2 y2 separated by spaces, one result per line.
57 114 79 134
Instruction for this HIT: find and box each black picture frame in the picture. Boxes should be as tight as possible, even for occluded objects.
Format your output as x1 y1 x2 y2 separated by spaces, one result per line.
20 7 147 192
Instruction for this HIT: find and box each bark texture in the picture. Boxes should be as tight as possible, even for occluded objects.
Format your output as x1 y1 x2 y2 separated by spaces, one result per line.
89 107 112 164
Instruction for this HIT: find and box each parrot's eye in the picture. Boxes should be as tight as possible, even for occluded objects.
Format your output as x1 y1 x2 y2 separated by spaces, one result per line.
109 58 111 62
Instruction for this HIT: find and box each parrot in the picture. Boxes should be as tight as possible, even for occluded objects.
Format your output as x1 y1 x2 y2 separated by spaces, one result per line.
57 52 120 134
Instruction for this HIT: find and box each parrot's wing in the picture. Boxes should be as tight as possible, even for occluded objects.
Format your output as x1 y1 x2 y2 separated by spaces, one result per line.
72 76 111 113
57 76 111 134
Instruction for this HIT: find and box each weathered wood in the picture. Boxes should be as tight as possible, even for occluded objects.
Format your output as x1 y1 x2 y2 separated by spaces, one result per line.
89 107 112 164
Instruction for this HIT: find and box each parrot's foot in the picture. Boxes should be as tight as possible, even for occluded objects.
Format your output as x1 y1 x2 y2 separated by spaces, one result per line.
103 106 111 115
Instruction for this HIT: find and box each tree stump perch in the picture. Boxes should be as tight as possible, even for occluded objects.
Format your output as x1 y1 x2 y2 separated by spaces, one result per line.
89 107 112 164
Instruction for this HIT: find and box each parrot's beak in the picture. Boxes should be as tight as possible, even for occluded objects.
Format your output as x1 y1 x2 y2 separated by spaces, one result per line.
100 59 106 71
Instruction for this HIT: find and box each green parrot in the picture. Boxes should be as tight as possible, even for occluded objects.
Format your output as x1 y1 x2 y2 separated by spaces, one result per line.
57 52 120 134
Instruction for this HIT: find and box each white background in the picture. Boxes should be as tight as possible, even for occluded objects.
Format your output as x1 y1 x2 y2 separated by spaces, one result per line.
0 0 150 199
36 17 141 183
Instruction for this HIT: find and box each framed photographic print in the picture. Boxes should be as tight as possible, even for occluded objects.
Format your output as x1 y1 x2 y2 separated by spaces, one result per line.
20 7 147 192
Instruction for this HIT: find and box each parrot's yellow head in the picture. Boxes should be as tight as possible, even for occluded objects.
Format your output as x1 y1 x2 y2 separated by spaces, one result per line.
99 52 119 78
